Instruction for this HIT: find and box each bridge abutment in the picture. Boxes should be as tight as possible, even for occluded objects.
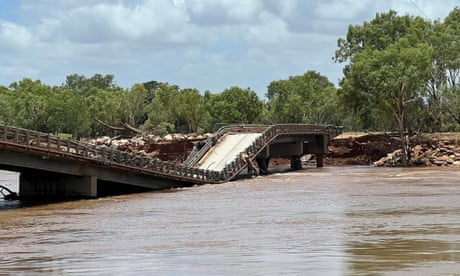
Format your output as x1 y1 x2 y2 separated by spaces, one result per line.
19 171 97 199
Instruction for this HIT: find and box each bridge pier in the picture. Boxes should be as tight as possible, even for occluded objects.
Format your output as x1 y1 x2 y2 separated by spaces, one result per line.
19 171 97 199
316 154 324 168
290 155 302 170
256 157 270 175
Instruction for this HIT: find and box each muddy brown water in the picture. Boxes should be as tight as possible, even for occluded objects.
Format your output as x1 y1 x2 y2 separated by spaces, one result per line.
1 167 460 275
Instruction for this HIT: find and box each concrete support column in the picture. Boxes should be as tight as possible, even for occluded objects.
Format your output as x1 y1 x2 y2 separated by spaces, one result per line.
256 157 270 175
316 154 324 168
67 175 98 198
290 155 302 170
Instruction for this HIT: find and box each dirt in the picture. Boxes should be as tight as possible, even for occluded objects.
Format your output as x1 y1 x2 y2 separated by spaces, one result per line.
326 132 460 166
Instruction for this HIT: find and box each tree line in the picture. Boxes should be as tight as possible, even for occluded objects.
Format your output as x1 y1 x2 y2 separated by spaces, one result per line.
0 8 459 151
0 71 338 137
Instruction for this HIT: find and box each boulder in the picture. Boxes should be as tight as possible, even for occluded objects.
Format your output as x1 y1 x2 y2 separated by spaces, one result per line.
163 134 173 141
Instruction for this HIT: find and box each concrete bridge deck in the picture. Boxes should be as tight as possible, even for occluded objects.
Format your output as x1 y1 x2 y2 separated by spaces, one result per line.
197 133 263 171
0 124 342 199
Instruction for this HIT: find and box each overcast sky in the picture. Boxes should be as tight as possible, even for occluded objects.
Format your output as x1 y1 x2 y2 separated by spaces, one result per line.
0 0 458 97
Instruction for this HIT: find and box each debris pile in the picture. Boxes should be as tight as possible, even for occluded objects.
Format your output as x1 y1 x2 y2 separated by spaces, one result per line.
87 133 211 163
326 132 460 167
374 141 460 167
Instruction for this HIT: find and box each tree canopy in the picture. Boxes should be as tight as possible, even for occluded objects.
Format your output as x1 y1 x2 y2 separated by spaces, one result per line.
335 8 460 165
266 71 339 125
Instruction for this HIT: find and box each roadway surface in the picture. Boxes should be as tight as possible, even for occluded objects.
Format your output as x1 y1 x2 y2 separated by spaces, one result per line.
197 133 262 171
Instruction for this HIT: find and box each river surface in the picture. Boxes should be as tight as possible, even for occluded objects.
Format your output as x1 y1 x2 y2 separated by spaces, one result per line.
1 167 460 275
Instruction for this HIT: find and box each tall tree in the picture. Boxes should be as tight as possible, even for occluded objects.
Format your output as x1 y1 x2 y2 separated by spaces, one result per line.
206 87 263 129
335 10 432 131
336 11 433 165
177 88 206 133
46 88 91 137
266 71 339 124
427 8 460 129
125 84 148 127
9 78 51 131
143 83 180 134
0 86 13 125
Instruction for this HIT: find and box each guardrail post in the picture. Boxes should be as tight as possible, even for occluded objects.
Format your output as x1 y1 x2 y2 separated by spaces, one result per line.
47 134 51 149
14 128 19 143
25 130 30 146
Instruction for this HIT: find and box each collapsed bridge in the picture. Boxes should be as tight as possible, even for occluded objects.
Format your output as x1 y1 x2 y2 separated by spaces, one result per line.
0 124 341 199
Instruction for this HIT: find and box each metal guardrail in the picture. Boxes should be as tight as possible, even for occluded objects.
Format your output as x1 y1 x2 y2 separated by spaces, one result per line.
0 124 342 184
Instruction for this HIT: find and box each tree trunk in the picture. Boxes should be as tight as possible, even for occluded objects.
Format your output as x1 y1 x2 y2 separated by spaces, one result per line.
396 83 408 167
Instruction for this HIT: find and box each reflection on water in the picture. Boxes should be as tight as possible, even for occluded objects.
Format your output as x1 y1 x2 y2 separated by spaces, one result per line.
1 167 460 275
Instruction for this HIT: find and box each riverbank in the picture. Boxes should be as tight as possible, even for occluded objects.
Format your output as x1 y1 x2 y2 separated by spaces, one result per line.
87 132 460 167
326 132 460 167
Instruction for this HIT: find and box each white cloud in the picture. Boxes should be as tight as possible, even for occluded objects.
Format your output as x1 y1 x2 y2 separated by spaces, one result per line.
244 11 288 44
48 1 191 44
315 0 372 20
0 21 33 51
186 0 264 25
0 0 459 95
0 63 40 80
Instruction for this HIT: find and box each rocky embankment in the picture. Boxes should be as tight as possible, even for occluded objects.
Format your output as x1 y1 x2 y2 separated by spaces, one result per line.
373 133 460 167
327 133 460 167
88 133 212 163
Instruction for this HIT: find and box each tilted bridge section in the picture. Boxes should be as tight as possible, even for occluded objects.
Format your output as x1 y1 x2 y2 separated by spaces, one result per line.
0 124 341 199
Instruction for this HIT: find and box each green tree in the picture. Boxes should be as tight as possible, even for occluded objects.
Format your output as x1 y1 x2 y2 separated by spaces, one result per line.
0 86 14 125
9 78 51 131
126 84 148 127
177 88 206 133
63 73 117 95
87 88 127 135
206 87 263 129
266 71 339 124
335 10 432 131
335 10 438 165
46 88 91 137
62 73 127 135
143 83 180 134
427 8 460 129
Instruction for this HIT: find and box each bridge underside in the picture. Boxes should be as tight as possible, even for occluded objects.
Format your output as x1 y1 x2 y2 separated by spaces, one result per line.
257 134 329 170
0 150 191 199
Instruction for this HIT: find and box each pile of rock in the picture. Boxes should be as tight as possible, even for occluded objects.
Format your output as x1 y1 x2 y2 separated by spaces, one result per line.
87 133 212 162
374 141 460 167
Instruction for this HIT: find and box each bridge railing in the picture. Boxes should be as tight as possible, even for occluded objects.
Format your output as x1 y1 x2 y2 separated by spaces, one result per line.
0 124 342 184
0 125 222 184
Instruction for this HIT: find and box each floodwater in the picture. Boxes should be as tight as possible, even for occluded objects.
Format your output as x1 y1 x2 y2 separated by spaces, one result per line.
1 167 460 275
